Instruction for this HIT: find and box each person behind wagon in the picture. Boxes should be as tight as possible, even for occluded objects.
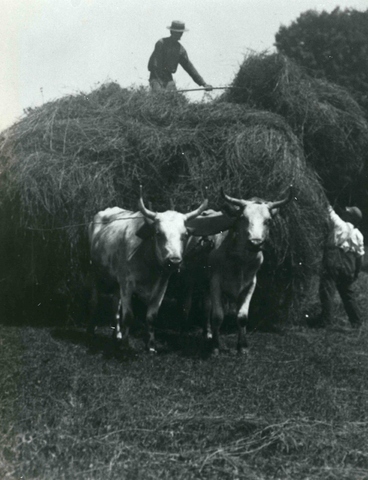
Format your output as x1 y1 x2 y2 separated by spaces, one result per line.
148 20 213 92
314 205 365 329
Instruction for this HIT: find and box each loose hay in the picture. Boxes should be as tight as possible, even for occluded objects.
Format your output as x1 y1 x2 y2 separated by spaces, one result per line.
0 83 329 325
222 52 368 203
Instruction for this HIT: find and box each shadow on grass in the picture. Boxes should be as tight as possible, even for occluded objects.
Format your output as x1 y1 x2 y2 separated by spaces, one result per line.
155 328 213 359
50 327 141 363
50 323 215 360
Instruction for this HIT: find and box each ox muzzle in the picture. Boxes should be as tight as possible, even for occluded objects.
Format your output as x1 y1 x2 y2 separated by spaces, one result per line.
163 256 183 271
247 238 265 251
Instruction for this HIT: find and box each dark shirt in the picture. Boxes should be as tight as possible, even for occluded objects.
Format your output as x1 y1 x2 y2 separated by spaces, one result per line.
148 37 205 86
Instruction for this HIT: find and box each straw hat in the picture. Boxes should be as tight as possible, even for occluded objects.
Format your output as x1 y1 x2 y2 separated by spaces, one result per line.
167 20 189 32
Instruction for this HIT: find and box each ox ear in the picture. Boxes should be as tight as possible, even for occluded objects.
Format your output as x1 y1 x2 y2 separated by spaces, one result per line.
270 207 280 217
221 202 241 218
135 221 155 239
186 211 235 236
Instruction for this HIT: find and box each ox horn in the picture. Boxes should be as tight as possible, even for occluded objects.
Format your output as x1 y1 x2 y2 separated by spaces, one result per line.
221 187 245 207
267 185 293 210
138 185 156 220
185 189 209 221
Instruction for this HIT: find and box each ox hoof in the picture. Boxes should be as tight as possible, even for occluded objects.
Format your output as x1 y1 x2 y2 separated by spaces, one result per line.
205 332 213 340
115 331 123 341
148 347 157 354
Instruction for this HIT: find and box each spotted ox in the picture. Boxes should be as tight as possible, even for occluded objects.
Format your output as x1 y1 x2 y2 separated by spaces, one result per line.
88 187 216 353
186 187 293 354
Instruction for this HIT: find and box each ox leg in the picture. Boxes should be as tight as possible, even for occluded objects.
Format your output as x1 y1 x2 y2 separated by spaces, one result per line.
113 297 121 336
145 277 169 353
87 284 99 337
177 280 193 336
236 280 257 354
202 290 212 340
115 288 133 349
211 277 224 355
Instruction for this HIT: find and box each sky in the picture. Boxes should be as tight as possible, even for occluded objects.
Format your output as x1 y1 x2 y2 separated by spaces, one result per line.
1 0 367 132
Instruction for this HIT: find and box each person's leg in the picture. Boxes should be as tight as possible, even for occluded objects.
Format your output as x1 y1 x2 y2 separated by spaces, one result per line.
166 80 177 91
149 79 163 91
319 274 336 326
150 79 176 92
336 279 362 327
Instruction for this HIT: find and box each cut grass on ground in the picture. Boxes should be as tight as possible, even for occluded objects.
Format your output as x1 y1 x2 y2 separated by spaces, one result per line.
1 272 368 479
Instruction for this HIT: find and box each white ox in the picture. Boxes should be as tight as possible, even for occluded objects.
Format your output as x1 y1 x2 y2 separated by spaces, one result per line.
88 188 216 353
186 187 293 354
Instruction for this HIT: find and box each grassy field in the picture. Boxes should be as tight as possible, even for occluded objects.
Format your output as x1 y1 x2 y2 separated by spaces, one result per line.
1 272 368 479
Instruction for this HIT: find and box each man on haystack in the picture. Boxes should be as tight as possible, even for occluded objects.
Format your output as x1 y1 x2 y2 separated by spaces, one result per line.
312 205 365 329
148 20 213 92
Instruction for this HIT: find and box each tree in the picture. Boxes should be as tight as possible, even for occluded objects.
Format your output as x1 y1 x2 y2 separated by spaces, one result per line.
275 8 368 115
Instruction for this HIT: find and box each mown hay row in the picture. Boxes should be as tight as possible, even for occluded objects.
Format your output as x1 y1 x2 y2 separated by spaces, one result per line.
0 84 328 324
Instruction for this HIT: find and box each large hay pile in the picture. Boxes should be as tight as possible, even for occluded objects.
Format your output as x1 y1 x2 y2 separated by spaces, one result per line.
0 83 328 324
222 53 368 204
